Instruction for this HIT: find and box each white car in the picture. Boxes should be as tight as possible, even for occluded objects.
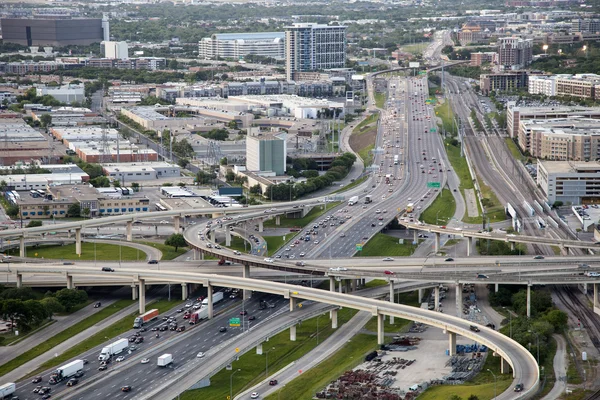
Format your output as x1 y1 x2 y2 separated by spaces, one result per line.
141 358 150 364
383 257 394 261
160 220 169 224
251 392 260 399
263 258 274 263
185 303 193 308
116 356 125 362
233 250 241 255
375 209 381 214
196 352 205 358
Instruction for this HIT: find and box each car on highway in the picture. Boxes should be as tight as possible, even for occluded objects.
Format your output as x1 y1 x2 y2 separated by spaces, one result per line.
94 302 101 308
533 255 544 260
196 352 205 358
176 326 186 332
32 376 42 384
514 383 524 392
219 327 227 332
383 257 394 261
264 258 274 263
116 356 125 362
384 270 395 275
250 393 260 399
148 260 159 264
98 365 107 371
101 267 114 272
248 316 256 321
121 386 132 392
269 380 278 386
141 358 150 364
476 274 489 279
445 258 454 262
42 394 52 399
66 379 78 387
469 325 480 332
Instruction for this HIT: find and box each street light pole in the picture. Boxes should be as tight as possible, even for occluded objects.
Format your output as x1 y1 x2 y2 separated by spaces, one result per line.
230 369 241 400
265 347 276 378
487 369 497 399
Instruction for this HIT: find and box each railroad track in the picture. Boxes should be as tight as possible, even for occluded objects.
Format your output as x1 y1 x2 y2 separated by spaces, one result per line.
586 389 600 400
555 286 600 349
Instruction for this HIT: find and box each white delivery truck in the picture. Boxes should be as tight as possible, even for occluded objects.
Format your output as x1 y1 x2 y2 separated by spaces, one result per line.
201 291 224 307
348 196 359 206
0 382 16 399
189 307 209 324
157 354 173 367
98 338 129 361
50 359 84 383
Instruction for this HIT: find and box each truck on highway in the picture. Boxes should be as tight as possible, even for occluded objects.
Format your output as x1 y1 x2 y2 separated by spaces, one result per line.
393 155 399 165
157 354 173 367
385 174 391 184
406 203 414 213
133 309 159 329
98 338 129 361
348 196 359 206
189 307 209 324
365 195 372 204
201 291 224 307
50 359 84 384
0 383 15 399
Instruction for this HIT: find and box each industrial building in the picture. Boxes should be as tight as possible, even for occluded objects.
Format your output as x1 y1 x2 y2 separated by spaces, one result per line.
32 107 106 127
0 17 106 46
0 119 51 165
198 32 285 61
537 161 600 204
38 84 85 105
246 131 287 176
102 162 181 182
285 23 347 81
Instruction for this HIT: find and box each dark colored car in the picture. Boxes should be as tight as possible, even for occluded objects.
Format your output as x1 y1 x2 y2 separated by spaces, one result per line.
159 325 168 331
135 337 144 344
219 327 227 333
101 267 114 272
248 316 256 321
469 325 480 332
533 255 544 260
66 379 78 387
514 383 524 392
269 379 278 386
148 260 159 264
74 370 85 378
176 326 186 332
94 302 101 308
240 310 247 315
121 386 132 392
31 377 42 384
444 257 454 262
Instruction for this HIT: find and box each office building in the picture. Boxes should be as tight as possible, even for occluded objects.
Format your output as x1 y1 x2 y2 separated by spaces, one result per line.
538 161 600 204
285 23 347 81
555 74 600 100
498 37 533 70
102 162 181 182
571 18 600 33
0 17 105 46
518 118 600 160
103 41 128 59
506 104 600 138
479 71 531 95
38 84 85 104
198 32 285 61
528 75 557 96
470 52 498 67
246 131 287 175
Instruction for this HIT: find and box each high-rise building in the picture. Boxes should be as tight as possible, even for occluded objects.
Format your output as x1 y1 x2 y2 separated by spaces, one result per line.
285 23 347 81
103 41 128 59
0 17 106 46
246 132 287 176
198 32 285 61
497 37 533 70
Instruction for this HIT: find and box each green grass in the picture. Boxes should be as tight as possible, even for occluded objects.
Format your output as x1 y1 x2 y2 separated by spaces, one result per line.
478 177 507 224
374 92 386 109
265 334 378 400
228 236 250 254
331 175 369 194
363 291 419 332
26 298 181 378
6 243 146 261
353 112 379 134
0 320 56 347
136 240 188 260
402 41 430 55
0 299 135 378
357 143 374 166
419 188 456 225
504 137 527 163
263 236 287 256
445 139 473 191
263 202 342 228
364 279 388 288
435 101 457 135
355 233 420 257
182 308 358 400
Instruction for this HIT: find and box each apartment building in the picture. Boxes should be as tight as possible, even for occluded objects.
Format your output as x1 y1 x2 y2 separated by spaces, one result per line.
506 104 600 139
198 32 285 61
479 71 531 95
498 37 533 70
528 75 557 96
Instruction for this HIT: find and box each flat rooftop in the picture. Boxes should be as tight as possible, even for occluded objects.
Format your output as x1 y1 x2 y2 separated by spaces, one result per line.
539 160 600 174
102 162 179 173
523 118 600 136
510 105 600 115
0 120 46 142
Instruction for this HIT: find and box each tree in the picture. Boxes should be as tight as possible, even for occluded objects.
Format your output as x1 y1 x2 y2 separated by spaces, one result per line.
165 234 186 251
544 309 568 330
81 208 90 219
90 176 110 188
39 113 52 128
227 120 238 129
40 296 65 314
6 205 19 218
112 179 121 188
54 288 88 312
220 157 228 166
177 158 189 168
67 203 81 218
249 184 262 195
131 182 140 192
225 170 235 182
26 220 43 228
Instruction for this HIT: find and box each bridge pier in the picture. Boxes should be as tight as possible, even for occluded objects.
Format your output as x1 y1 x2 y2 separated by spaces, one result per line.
275 215 280 226
256 343 263 355
377 313 384 345
329 276 335 318
418 288 424 303
131 284 138 300
434 286 440 311
181 283 188 300
126 221 133 242
345 280 351 293
19 237 25 258
138 279 146 314
466 237 473 256
351 279 357 292
338 279 343 293
331 308 338 329
66 274 74 290
434 232 440 252
500 357 511 374
510 242 515 251
526 284 532 318
258 219 264 233
581 283 588 295
173 216 181 233
594 283 599 309
289 297 297 312
207 284 214 319
75 228 82 256
225 230 232 247
389 281 395 324
448 332 457 356
16 273 22 288
243 264 251 300
455 283 463 318
494 283 499 293
413 230 418 243
290 325 297 341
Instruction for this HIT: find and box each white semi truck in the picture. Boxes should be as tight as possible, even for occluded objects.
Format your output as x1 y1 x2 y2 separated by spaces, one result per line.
98 338 129 361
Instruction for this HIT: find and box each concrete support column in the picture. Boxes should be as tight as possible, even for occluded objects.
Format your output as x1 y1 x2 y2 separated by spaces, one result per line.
19 236 25 258
181 283 188 300
256 343 263 355
75 228 82 256
290 325 297 341
243 264 250 300
207 284 214 319
581 282 588 295
377 313 384 345
413 230 418 242
434 286 440 311
66 274 74 289
131 284 138 300
138 279 146 315
389 281 395 324
275 215 281 226
500 357 510 374
467 237 473 256
126 221 133 242
331 308 338 329
289 297 297 312
418 288 424 303
594 283 599 308
448 332 457 356
173 216 181 233
225 230 231 247
258 219 264 233
199 250 205 260
329 276 335 292
434 232 440 252
345 280 351 293
193 248 200 260
351 279 357 292
526 284 532 318
16 273 22 288
495 283 499 293
510 242 515 251
455 283 463 318
338 280 343 293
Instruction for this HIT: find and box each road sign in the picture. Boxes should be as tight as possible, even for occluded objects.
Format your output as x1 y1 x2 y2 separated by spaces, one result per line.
427 182 441 188
229 318 240 327
419 71 427 75
430 127 437 133
356 244 363 251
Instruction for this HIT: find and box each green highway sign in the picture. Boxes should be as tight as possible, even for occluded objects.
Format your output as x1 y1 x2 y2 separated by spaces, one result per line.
430 127 437 133
229 318 241 327
419 71 427 75
356 244 363 251
427 182 441 188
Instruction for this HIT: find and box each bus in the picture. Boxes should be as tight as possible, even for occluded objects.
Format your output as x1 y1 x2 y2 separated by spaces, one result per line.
155 203 167 212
